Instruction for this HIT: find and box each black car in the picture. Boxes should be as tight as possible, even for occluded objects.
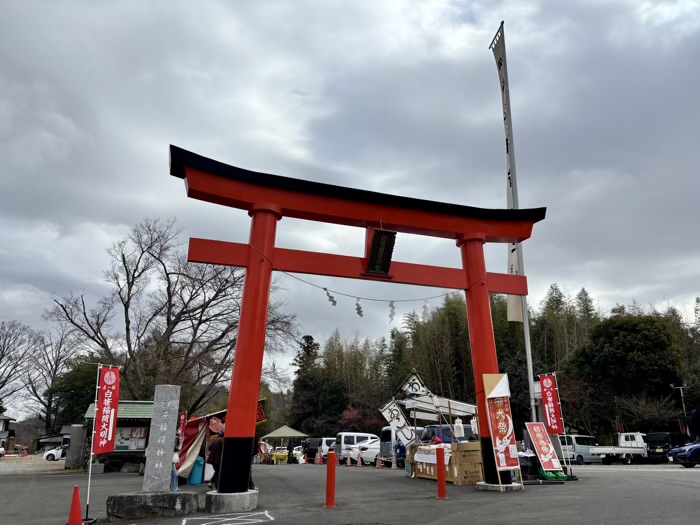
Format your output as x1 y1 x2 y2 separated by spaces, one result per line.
304 437 322 462
645 432 690 462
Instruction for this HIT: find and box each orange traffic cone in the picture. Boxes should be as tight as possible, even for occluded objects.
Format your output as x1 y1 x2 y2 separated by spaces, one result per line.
67 485 83 525
356 451 363 467
375 453 383 469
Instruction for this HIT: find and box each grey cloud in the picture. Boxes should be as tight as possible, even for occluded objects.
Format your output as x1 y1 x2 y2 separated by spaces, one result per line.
0 0 697 352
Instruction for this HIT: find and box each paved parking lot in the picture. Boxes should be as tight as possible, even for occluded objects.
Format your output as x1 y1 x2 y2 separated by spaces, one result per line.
1 462 699 524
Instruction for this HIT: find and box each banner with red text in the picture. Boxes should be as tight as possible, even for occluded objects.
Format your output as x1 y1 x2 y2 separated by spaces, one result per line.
486 396 520 470
94 368 120 455
525 422 563 471
484 374 519 471
539 375 564 435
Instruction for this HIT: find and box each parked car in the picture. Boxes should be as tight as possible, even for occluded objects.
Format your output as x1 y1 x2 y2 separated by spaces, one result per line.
43 445 67 461
320 437 336 463
558 434 602 465
0 445 5 458
671 442 700 467
589 432 647 464
420 424 476 444
347 438 381 465
379 425 424 468
334 432 379 463
303 437 322 462
645 432 690 462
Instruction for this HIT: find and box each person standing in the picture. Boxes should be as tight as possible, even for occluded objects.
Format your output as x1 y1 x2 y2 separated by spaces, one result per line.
207 437 223 490
171 446 180 491
287 439 296 464
171 430 182 491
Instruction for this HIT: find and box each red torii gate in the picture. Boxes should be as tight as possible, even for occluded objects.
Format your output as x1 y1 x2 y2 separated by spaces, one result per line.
170 145 546 492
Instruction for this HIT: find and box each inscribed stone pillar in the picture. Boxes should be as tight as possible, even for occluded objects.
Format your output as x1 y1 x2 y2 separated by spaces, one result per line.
65 424 86 469
143 385 181 492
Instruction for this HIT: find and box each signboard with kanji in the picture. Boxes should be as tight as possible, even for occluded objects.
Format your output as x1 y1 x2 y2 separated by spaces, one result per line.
483 373 519 472
94 367 120 455
539 375 564 435
525 422 562 471
486 396 519 470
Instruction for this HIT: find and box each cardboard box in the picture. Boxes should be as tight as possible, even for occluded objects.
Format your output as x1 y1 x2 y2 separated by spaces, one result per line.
415 461 453 482
451 442 482 464
451 442 481 452
452 462 484 486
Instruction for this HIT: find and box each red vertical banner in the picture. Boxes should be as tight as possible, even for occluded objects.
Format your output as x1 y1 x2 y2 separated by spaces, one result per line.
94 368 120 455
485 396 519 470
525 422 562 471
539 375 564 435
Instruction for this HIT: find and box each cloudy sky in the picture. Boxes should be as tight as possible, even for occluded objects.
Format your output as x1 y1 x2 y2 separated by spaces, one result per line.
2 1 698 377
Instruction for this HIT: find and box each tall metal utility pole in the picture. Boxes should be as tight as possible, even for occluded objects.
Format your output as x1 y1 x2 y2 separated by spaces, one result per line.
490 21 538 422
671 384 688 419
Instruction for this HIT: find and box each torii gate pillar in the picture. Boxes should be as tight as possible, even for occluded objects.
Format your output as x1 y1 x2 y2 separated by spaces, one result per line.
460 235 509 484
219 206 280 493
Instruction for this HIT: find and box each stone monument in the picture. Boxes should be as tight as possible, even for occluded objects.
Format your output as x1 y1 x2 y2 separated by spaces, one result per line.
143 385 181 492
106 385 198 521
64 424 86 470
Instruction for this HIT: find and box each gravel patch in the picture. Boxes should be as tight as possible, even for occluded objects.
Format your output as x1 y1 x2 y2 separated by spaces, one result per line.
0 455 70 475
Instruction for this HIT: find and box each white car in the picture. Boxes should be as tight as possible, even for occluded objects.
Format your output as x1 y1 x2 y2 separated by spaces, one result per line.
43 445 66 461
0 445 5 458
347 438 381 466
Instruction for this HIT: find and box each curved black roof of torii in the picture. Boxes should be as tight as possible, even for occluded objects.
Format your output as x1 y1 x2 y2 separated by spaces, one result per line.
170 145 546 224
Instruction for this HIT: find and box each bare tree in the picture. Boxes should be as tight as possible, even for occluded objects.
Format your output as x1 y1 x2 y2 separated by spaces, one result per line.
0 320 40 411
48 218 297 414
22 322 81 434
616 395 680 430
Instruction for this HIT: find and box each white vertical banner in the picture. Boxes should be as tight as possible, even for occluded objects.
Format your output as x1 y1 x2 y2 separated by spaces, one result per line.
380 399 417 445
491 21 523 322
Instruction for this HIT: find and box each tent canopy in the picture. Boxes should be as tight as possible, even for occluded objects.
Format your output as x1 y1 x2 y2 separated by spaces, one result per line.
262 425 307 439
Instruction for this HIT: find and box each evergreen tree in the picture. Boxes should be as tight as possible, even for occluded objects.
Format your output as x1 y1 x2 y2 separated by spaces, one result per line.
289 336 322 434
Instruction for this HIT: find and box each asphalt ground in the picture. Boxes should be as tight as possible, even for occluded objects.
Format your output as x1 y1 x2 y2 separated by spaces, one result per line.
1 462 699 525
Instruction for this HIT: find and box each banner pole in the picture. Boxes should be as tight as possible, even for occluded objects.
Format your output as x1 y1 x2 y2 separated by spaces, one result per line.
518 463 525 490
85 364 102 521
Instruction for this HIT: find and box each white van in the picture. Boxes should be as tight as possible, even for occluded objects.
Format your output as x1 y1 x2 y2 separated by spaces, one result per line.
334 432 378 463
320 437 336 462
379 425 423 467
559 434 602 464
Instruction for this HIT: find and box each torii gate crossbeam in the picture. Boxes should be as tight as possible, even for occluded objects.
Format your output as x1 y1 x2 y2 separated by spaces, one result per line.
169 145 546 493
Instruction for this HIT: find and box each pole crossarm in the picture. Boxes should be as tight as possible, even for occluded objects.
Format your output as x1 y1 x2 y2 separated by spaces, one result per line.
189 238 529 295
171 145 545 243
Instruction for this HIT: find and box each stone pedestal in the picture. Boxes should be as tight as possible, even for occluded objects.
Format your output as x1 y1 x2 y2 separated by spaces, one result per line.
205 490 258 514
475 481 523 492
106 491 198 521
